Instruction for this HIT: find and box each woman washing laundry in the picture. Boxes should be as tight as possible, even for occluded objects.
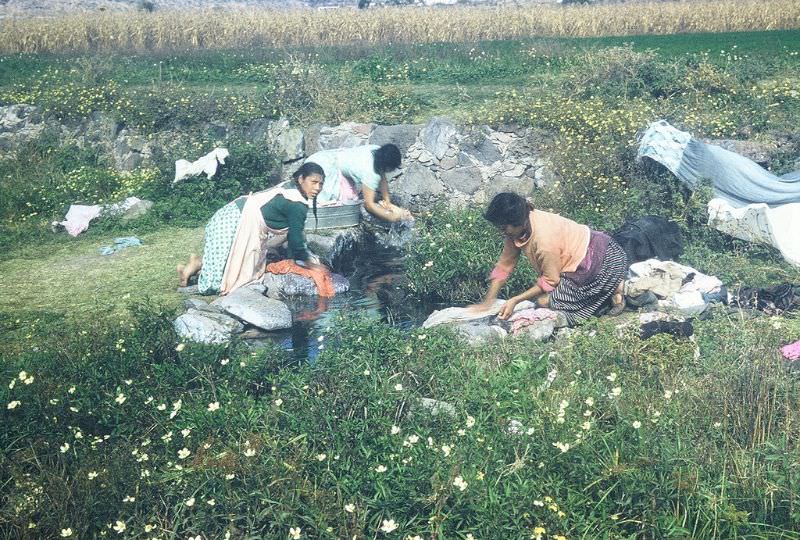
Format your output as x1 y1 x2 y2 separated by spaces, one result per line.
305 143 412 222
470 192 627 325
177 162 328 296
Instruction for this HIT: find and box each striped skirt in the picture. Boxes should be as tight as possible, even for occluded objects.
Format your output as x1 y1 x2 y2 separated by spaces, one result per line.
549 238 628 326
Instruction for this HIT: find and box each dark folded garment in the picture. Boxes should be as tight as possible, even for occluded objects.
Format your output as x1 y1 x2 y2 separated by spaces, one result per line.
640 320 694 340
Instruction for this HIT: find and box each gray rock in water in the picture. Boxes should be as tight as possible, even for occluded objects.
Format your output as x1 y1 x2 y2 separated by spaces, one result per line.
306 227 364 269
174 309 244 344
212 287 292 331
369 124 421 157
440 166 483 195
262 272 350 298
419 117 457 160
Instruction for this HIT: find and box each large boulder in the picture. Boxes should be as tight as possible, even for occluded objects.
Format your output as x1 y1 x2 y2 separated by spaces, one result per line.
391 162 445 211
419 117 457 160
268 119 304 162
369 124 421 157
174 309 244 344
440 166 483 195
212 286 293 331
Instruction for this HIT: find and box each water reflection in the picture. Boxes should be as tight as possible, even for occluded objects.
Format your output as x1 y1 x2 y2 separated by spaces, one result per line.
260 245 432 361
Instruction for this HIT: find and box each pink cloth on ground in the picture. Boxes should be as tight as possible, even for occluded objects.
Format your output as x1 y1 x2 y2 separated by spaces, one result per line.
508 308 558 334
781 340 800 361
60 204 103 236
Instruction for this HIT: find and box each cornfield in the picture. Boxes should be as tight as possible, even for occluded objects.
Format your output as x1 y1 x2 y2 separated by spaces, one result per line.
0 0 798 54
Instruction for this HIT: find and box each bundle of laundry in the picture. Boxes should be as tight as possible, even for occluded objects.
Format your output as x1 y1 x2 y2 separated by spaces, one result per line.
626 258 724 316
638 120 800 267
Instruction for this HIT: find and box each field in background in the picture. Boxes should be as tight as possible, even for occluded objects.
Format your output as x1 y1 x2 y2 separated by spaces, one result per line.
0 0 799 53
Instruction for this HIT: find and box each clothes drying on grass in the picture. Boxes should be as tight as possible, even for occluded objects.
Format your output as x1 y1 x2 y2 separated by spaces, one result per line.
98 236 142 255
782 341 800 361
730 283 800 316
638 120 800 267
265 260 335 298
56 196 144 237
612 215 683 265
640 320 694 340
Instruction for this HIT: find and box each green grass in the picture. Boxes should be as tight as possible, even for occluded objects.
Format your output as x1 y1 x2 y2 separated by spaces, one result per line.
0 226 203 320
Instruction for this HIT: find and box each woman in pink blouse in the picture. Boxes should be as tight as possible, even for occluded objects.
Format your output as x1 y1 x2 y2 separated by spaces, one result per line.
473 192 627 325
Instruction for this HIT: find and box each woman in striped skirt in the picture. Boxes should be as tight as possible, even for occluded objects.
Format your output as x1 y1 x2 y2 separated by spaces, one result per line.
471 192 627 326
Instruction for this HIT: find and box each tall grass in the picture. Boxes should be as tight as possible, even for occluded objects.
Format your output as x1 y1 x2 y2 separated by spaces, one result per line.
1 0 799 54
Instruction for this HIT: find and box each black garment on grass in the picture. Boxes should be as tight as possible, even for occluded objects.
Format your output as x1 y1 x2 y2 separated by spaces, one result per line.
640 320 694 340
613 215 683 266
731 283 800 316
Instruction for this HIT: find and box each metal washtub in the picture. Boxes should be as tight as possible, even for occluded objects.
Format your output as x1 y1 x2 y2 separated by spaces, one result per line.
304 201 362 230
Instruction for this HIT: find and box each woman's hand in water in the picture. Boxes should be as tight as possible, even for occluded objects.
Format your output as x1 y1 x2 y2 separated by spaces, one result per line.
378 201 413 221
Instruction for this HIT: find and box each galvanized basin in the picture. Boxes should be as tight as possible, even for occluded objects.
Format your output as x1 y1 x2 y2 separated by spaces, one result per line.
304 201 362 230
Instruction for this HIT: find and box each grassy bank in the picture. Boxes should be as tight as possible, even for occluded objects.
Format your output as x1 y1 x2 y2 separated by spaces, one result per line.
2 28 800 539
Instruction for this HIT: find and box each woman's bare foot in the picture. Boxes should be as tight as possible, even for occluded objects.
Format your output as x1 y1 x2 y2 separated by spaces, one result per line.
608 281 626 316
177 254 202 287
176 264 188 287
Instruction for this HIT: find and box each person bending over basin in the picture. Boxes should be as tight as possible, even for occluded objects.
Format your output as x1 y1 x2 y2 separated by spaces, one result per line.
305 143 412 222
470 192 627 325
177 162 327 295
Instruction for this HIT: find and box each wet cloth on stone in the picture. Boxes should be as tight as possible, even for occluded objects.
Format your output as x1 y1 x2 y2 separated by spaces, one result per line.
730 283 800 316
99 236 142 255
422 300 506 328
265 260 335 298
637 120 800 267
508 308 559 334
782 340 800 361
548 237 628 326
612 215 683 265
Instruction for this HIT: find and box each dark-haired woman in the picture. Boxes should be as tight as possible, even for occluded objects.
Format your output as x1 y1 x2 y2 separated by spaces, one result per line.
306 143 412 222
471 192 627 325
177 162 326 295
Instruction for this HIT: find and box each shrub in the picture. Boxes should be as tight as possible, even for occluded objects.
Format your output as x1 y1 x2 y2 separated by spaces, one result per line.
405 206 536 303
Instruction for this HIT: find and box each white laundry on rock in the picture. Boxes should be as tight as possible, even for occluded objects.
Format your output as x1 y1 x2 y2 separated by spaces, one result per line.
56 196 144 237
422 299 536 328
627 258 722 315
174 147 230 184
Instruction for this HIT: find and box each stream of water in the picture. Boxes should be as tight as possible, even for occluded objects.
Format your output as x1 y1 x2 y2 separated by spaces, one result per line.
250 242 439 361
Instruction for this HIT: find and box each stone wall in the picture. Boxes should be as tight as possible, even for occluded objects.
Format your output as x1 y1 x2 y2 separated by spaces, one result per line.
1 104 554 212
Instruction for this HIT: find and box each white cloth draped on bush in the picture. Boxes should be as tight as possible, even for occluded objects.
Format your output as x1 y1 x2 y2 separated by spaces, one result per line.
638 120 800 267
